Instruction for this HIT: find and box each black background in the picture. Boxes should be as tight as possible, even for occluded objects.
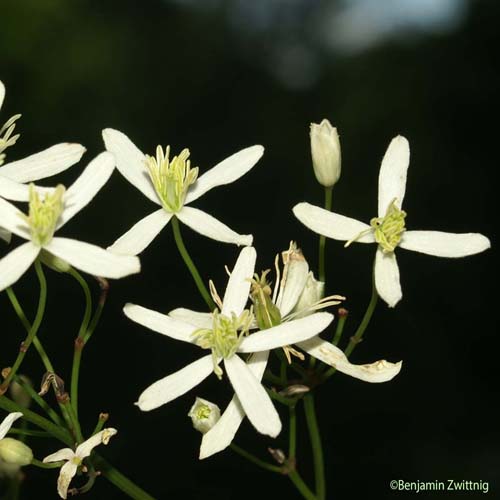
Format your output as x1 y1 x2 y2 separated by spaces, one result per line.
1 0 498 498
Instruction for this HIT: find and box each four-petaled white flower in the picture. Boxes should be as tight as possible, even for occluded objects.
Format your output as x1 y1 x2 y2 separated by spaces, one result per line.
294 136 491 307
124 246 334 438
43 428 118 499
0 152 140 291
0 80 86 242
102 128 263 255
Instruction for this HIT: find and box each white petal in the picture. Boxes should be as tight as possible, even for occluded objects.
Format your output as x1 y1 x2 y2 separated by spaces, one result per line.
297 337 402 383
0 242 40 292
102 128 160 204
224 354 281 437
0 175 31 202
0 81 4 109
293 203 374 243
76 428 117 459
238 312 333 353
57 152 115 228
200 351 269 459
0 143 86 183
124 303 196 343
0 412 23 440
377 136 410 216
45 238 140 279
108 209 172 256
185 145 264 204
169 308 213 329
42 448 75 464
0 227 12 244
57 461 78 499
137 355 214 411
177 207 252 246
275 258 309 317
400 230 491 258
0 197 30 239
375 247 402 308
221 246 256 317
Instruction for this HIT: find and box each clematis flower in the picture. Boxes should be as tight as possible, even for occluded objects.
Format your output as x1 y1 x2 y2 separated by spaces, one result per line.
124 247 334 438
0 152 140 291
102 128 263 255
0 412 33 469
294 136 491 307
43 428 117 499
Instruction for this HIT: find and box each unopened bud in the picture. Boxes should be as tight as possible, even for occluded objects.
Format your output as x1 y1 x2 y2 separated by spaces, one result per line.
310 119 341 187
9 376 32 408
188 397 221 434
0 438 33 466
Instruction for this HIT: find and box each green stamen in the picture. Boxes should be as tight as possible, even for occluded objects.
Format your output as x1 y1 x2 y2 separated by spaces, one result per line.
370 199 407 252
250 270 282 330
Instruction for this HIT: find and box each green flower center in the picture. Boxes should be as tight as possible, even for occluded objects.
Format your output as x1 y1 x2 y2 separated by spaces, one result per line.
250 270 282 330
0 113 21 166
145 145 198 213
370 199 407 253
24 184 65 246
195 404 211 421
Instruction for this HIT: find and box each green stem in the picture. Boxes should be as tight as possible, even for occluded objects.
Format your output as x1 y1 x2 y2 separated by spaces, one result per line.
332 311 348 346
304 394 325 500
288 470 317 500
8 428 52 438
1 260 47 394
318 186 333 283
229 443 282 473
31 458 64 469
171 216 215 310
93 454 157 500
289 404 297 460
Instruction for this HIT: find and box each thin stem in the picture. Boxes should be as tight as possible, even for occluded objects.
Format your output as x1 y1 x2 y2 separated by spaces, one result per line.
288 470 317 500
304 394 325 500
289 404 297 460
171 216 215 310
0 260 47 394
318 186 333 283
8 428 52 438
230 443 282 473
332 310 348 346
31 458 64 469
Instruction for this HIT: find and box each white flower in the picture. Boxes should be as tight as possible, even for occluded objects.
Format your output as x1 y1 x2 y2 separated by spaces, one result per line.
124 246 334 439
188 397 221 434
0 412 33 468
43 428 118 499
0 152 140 291
294 136 491 307
310 119 341 187
102 128 263 255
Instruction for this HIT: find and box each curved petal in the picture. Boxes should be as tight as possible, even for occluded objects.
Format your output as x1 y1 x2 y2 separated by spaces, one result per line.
399 230 491 258
42 448 75 464
375 247 402 308
0 175 31 202
377 136 410 216
137 355 214 411
0 412 23 440
102 128 160 204
0 227 11 244
124 303 196 343
108 209 171 256
185 145 264 204
297 337 402 383
177 207 252 246
276 258 309 317
0 197 30 239
224 354 281 437
221 246 256 317
57 460 78 499
57 152 115 228
0 81 5 109
0 242 40 292
76 428 117 459
0 143 86 183
169 308 213 329
45 238 140 279
200 351 269 459
238 312 333 353
293 203 374 243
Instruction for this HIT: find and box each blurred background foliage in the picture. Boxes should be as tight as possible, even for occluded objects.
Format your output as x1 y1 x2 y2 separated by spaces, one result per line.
1 0 498 498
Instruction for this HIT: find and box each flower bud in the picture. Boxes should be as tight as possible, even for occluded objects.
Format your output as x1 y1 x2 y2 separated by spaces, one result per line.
292 272 325 318
310 119 341 187
0 438 33 466
188 397 221 434
9 375 32 408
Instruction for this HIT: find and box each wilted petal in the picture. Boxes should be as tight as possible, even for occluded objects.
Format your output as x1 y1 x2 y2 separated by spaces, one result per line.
137 355 214 411
377 136 410 217
0 197 30 239
0 412 23 440
0 144 86 183
177 207 252 246
0 242 40 292
238 312 333 353
169 308 213 329
400 230 491 258
221 246 256 317
124 303 196 343
57 460 78 499
293 203 375 243
224 354 281 437
76 428 117 459
45 238 140 279
102 128 160 204
374 247 402 308
185 145 264 204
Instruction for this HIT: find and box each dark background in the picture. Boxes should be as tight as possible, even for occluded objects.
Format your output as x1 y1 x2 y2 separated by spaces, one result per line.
1 0 498 498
